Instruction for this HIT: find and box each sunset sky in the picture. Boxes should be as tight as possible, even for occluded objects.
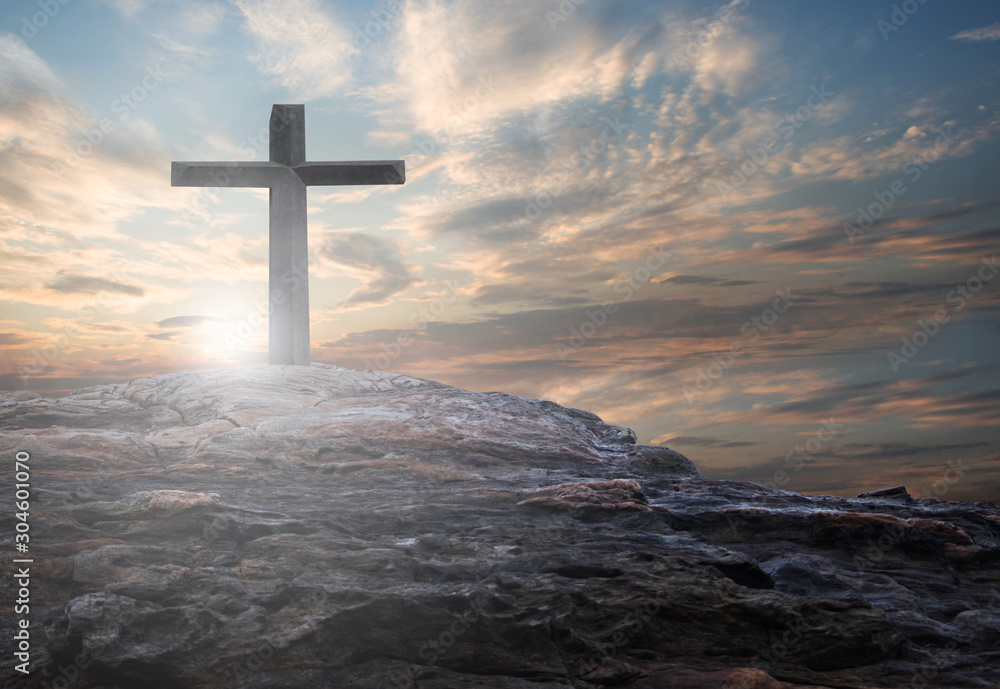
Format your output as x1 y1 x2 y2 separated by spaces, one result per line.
2 0 998 501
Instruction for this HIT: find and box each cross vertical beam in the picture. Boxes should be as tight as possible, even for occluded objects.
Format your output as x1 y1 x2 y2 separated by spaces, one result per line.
269 173 309 365
270 104 305 167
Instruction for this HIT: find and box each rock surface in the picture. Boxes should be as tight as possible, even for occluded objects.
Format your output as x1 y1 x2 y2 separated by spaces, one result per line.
1 364 998 689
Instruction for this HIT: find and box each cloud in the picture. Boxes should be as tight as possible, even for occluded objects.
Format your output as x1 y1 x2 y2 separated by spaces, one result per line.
718 365 1000 431
663 436 758 448
46 273 145 297
687 8 763 96
366 0 859 326
0 372 26 391
156 315 221 328
950 22 1000 42
0 38 178 237
703 442 998 501
99 0 154 17
320 297 758 365
99 357 143 367
835 441 991 459
235 0 355 100
85 324 129 333
101 0 223 34
659 275 755 287
714 217 1000 268
777 118 1000 186
385 1 669 140
468 284 590 308
318 231 415 310
0 333 28 345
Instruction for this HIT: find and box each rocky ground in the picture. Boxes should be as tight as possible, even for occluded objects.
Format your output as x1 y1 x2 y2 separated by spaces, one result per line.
1 364 998 689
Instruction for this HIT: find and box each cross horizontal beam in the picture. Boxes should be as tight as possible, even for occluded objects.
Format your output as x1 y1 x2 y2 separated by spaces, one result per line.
171 160 405 188
171 161 286 188
294 161 405 186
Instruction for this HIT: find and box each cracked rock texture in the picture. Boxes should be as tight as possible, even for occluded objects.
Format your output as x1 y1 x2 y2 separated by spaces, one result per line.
1 364 998 688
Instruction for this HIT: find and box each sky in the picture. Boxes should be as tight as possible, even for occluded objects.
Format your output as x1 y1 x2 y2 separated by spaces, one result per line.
1 0 999 502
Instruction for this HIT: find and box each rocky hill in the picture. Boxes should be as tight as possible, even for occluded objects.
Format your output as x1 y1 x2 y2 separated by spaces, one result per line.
1 364 997 688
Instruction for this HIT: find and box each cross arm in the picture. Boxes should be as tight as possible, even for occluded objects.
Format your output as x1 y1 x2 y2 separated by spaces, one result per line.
293 160 405 186
171 161 289 188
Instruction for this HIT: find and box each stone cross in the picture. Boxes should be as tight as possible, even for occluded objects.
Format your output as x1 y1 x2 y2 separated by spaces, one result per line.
171 104 405 365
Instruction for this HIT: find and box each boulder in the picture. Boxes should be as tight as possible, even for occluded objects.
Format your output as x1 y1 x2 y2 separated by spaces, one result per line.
1 364 997 688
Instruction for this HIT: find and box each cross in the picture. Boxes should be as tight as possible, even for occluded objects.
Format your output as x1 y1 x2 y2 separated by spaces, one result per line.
171 104 405 366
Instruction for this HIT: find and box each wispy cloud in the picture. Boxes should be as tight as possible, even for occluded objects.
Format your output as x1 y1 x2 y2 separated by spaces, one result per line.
950 22 1000 42
46 273 146 297
156 315 223 328
0 38 177 236
659 275 755 287
99 0 154 18
318 231 416 310
235 0 355 99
